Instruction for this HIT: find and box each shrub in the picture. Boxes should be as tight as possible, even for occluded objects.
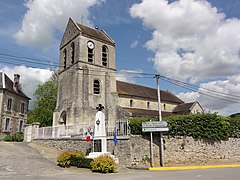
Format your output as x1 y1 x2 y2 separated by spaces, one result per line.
128 113 240 140
3 134 13 141
3 133 24 142
90 155 116 173
57 151 85 168
165 113 231 140
14 133 24 142
70 156 93 168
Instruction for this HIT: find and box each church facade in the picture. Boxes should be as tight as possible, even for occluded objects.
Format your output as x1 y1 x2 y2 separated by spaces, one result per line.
53 18 203 128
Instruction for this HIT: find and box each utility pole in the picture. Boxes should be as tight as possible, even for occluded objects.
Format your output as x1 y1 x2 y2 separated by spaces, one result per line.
155 74 164 167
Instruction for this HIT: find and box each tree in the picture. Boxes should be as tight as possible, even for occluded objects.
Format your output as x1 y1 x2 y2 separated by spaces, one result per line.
28 78 58 127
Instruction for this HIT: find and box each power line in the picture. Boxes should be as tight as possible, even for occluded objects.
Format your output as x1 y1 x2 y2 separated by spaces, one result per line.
161 77 240 103
1 52 240 103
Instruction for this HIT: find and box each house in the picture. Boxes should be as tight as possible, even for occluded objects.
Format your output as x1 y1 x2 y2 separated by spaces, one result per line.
0 72 30 135
53 18 203 128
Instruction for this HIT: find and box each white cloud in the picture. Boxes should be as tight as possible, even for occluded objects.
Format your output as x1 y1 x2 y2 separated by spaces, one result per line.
117 69 143 84
1 66 52 105
177 75 240 115
130 0 240 115
14 0 104 47
130 40 139 48
130 0 240 82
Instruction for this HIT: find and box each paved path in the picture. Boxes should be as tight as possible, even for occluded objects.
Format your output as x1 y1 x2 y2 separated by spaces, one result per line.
1 142 240 180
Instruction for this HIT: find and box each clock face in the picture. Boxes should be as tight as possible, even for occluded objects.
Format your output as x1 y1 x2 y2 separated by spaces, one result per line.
87 41 94 49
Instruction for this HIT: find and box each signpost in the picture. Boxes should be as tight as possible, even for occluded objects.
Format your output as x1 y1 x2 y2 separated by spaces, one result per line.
142 120 169 167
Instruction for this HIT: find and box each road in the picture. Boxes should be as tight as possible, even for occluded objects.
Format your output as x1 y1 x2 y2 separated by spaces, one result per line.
0 142 240 180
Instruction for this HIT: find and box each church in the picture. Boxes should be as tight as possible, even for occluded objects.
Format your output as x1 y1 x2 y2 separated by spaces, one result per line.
53 18 203 129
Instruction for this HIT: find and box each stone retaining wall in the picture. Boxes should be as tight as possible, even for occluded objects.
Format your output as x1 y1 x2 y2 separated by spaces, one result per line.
33 135 240 167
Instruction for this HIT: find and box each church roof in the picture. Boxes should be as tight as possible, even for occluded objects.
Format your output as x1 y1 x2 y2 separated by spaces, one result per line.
76 23 115 45
123 107 173 118
0 72 30 99
172 102 196 113
116 81 184 104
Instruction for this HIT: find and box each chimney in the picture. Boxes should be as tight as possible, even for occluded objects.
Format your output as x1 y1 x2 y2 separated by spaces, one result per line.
13 74 20 92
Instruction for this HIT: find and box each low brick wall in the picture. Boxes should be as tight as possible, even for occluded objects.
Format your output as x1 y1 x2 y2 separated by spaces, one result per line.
33 135 240 167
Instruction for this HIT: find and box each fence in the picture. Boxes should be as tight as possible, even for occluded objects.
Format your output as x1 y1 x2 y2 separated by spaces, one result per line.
33 119 130 139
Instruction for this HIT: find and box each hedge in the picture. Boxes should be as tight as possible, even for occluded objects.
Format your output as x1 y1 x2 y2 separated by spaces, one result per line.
129 113 240 140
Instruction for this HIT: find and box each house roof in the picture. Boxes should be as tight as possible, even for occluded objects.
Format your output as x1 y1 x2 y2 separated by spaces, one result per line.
172 102 196 113
116 81 184 104
0 72 30 99
123 108 173 118
76 22 115 45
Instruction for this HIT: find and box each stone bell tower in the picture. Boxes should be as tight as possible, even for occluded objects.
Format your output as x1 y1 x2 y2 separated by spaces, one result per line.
53 18 118 129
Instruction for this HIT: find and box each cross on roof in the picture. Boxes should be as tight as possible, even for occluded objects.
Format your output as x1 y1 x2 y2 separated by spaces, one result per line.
96 104 104 111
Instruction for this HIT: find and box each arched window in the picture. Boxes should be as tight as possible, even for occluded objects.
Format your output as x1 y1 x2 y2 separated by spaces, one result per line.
130 100 133 107
102 45 108 66
63 49 67 69
71 42 75 64
88 41 94 63
147 102 150 109
93 80 100 94
60 111 67 125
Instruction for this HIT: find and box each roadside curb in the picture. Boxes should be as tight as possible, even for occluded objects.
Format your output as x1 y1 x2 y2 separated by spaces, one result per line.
149 164 240 171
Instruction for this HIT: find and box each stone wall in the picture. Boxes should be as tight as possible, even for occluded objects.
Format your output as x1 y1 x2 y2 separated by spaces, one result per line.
33 135 240 167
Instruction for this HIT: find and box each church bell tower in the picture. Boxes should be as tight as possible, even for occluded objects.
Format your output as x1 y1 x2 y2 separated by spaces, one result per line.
53 18 118 129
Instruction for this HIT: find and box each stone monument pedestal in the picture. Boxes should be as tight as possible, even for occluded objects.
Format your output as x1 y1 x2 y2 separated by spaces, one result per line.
87 104 118 164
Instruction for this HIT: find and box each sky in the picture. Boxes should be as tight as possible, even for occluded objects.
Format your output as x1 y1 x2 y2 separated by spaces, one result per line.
0 0 240 116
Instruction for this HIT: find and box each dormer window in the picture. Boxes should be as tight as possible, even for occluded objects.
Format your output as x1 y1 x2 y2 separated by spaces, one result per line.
87 41 94 63
63 49 67 69
102 45 108 66
71 42 75 64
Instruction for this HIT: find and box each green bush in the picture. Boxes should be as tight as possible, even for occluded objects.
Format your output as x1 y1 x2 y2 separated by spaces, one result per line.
57 151 85 168
70 155 93 168
165 113 230 140
3 134 13 141
128 113 240 140
3 133 24 142
228 117 240 138
90 155 116 173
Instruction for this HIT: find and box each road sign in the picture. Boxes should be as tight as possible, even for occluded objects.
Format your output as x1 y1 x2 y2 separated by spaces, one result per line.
142 127 169 132
142 121 168 128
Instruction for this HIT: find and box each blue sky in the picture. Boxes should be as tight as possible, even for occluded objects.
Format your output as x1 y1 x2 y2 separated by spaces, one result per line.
0 0 240 116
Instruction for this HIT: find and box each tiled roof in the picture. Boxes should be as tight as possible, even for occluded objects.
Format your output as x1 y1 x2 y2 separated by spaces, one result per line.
0 72 30 99
123 108 173 118
173 102 196 113
76 23 115 45
117 81 184 104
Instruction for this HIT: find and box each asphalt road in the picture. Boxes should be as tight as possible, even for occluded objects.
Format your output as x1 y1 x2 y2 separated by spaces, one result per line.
0 142 240 180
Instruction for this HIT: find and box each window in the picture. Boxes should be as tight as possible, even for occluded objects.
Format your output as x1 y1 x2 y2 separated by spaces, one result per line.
88 41 94 63
63 49 67 69
130 100 133 107
5 118 10 131
163 104 166 110
147 102 150 109
19 120 24 132
93 80 100 94
71 42 75 64
102 46 108 66
7 98 12 111
20 103 25 114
